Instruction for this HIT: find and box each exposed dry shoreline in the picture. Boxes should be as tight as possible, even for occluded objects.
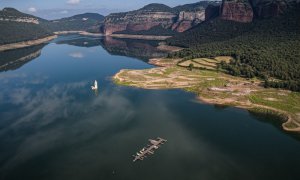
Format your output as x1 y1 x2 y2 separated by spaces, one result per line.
0 35 57 52
0 32 172 51
114 57 300 133
54 31 104 37
109 34 172 40
156 44 183 52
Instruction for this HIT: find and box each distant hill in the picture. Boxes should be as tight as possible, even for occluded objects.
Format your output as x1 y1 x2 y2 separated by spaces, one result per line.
46 13 105 32
0 8 52 45
0 8 104 46
173 1 216 12
139 3 173 12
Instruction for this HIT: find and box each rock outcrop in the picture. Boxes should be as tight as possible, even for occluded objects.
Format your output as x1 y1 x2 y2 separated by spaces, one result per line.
205 4 221 20
101 7 177 35
220 0 254 23
252 0 299 18
219 0 300 23
101 2 220 35
172 11 205 32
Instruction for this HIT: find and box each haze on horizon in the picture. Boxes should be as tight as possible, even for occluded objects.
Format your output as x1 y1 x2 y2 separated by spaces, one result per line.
0 0 208 19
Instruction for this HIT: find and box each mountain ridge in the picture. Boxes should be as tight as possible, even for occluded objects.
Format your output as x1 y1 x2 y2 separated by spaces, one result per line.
100 1 221 35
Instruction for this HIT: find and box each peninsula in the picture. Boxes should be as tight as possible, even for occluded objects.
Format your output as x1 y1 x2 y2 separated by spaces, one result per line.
114 57 300 132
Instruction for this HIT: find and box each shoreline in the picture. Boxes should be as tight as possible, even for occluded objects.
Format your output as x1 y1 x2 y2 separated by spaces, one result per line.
54 31 104 37
0 32 172 51
0 35 57 52
109 34 172 40
113 57 300 133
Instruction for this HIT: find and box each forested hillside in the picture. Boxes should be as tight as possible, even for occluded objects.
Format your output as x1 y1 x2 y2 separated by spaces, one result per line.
167 6 300 91
0 8 52 45
0 8 104 45
45 13 104 32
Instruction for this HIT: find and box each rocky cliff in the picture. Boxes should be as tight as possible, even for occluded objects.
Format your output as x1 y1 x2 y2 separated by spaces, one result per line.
172 11 205 32
220 0 254 23
101 2 220 35
102 10 176 35
252 0 299 18
219 0 299 23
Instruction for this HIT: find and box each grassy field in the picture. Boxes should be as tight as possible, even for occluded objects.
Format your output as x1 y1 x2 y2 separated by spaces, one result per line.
178 56 232 71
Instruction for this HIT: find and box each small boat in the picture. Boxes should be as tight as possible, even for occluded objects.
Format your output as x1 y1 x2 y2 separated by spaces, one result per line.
91 80 98 90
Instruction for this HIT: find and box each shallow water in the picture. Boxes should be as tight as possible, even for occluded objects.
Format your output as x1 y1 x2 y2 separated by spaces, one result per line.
0 35 299 180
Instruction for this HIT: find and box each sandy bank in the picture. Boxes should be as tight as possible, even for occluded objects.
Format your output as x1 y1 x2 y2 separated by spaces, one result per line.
109 34 172 40
0 35 57 52
54 31 104 37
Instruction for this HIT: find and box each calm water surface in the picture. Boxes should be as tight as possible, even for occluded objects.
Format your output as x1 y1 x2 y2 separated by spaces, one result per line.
0 35 299 180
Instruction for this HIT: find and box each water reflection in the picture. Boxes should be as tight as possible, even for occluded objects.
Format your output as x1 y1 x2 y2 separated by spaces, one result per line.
0 35 300 180
0 35 168 73
69 51 84 58
100 36 167 61
0 77 246 180
0 44 45 72
56 36 102 48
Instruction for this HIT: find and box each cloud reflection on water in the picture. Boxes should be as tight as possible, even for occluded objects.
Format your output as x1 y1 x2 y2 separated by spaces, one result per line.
0 77 247 180
69 52 84 58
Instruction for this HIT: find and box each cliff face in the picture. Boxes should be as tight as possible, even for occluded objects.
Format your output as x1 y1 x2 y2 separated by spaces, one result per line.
172 11 205 32
102 10 176 35
252 0 298 18
205 4 221 20
101 2 220 35
220 0 254 23
219 0 299 23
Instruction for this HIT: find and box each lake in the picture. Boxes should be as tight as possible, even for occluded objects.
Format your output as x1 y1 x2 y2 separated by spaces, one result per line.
0 35 299 180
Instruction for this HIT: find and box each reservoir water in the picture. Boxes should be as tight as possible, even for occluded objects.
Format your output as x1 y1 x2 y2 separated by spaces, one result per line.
0 35 299 180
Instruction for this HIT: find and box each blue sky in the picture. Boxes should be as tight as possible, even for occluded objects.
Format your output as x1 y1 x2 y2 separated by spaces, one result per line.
0 0 202 19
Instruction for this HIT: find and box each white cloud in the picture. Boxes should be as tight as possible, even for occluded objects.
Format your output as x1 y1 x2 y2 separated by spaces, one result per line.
67 0 80 5
28 7 37 13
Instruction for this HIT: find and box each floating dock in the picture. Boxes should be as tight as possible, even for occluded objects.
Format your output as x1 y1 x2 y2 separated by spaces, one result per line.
133 137 167 162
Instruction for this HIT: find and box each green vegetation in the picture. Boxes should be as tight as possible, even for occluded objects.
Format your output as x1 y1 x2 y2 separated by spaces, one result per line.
128 1 218 14
167 7 300 91
114 57 300 131
173 1 219 12
139 3 173 12
44 13 104 32
177 56 232 71
0 8 52 45
249 91 300 114
0 21 52 45
0 8 104 45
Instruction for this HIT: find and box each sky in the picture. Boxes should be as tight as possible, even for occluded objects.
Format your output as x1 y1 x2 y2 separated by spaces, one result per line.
0 0 202 19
